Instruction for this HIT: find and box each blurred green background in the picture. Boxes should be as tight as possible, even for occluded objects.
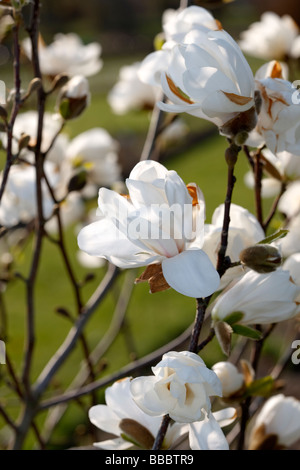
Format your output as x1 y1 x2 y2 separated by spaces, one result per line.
0 0 299 450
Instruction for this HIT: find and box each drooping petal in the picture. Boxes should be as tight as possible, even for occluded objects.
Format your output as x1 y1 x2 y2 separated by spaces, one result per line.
189 412 229 450
162 249 220 298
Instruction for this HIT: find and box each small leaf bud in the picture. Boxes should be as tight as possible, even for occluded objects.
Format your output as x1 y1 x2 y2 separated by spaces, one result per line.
239 244 282 273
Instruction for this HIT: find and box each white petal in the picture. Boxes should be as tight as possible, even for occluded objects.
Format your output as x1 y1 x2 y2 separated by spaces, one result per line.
89 405 120 436
162 249 220 298
93 438 133 450
189 412 229 450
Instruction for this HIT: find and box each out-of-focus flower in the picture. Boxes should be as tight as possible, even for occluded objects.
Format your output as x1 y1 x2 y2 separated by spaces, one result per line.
0 162 57 227
130 351 222 423
239 12 299 61
212 362 244 398
278 180 300 219
247 61 300 155
77 160 220 298
203 203 265 288
89 377 186 450
22 33 102 77
283 253 300 302
58 75 90 120
0 111 67 163
64 128 122 197
108 62 161 115
44 192 85 234
276 215 300 258
211 268 300 325
248 394 300 449
157 28 256 139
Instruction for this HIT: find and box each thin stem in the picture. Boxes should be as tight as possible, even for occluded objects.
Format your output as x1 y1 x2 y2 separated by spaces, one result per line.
254 150 263 228
0 19 22 203
152 415 171 450
189 297 210 353
140 94 166 161
216 161 237 277
263 182 286 232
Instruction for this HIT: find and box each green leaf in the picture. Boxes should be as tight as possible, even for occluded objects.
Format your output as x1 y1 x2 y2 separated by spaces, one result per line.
258 230 289 245
232 324 263 340
223 311 244 325
245 376 275 398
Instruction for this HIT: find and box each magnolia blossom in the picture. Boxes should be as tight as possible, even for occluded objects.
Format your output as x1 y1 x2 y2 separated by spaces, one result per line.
239 12 299 61
203 204 265 288
108 62 161 115
0 162 57 227
89 375 235 450
89 377 185 450
130 351 222 423
157 28 256 136
249 394 300 449
138 6 220 88
212 362 244 398
64 128 122 196
247 61 300 155
77 160 220 298
211 268 300 325
44 192 85 234
278 181 300 219
0 110 67 163
22 33 102 77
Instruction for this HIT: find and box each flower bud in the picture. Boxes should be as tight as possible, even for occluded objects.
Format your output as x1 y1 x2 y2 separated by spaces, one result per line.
212 361 244 397
239 244 281 273
58 75 90 120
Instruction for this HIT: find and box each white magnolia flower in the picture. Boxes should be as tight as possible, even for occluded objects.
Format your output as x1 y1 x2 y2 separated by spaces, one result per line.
278 180 300 219
157 28 256 135
0 110 67 163
77 160 220 298
65 128 122 196
211 268 300 325
22 33 102 77
276 215 300 258
0 162 57 227
108 62 160 115
212 362 244 397
203 204 265 288
89 377 186 450
247 61 300 155
130 351 222 423
189 408 236 450
249 394 300 449
239 12 299 61
138 6 220 89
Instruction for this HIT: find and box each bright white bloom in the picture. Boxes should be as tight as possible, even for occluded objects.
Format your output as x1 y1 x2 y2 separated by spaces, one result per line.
283 253 300 302
158 28 256 134
89 377 186 450
108 62 160 115
278 180 300 219
130 351 222 423
22 33 102 77
0 162 57 227
0 111 66 163
249 394 300 449
211 268 300 325
203 203 265 288
239 12 299 61
247 61 300 155
65 128 122 196
138 6 220 88
212 362 244 397
77 160 220 298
